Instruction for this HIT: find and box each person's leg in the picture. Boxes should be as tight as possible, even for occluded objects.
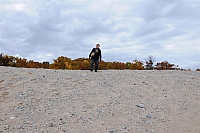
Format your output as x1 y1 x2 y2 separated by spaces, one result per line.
94 59 99 72
90 59 95 71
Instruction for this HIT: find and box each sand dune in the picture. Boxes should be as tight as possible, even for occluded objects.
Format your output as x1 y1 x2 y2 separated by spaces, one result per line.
0 66 199 133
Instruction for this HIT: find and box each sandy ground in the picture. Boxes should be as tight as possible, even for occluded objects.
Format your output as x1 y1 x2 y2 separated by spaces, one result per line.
0 66 200 133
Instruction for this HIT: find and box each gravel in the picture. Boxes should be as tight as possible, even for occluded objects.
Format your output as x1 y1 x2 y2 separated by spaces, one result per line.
0 66 200 132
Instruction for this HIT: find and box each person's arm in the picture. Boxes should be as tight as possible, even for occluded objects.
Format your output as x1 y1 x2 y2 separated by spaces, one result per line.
89 48 94 58
99 49 102 61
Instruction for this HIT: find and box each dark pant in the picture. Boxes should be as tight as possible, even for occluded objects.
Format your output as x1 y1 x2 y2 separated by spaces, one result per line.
90 59 99 71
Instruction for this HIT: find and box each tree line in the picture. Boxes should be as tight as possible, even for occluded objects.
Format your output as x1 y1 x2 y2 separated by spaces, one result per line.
0 53 198 71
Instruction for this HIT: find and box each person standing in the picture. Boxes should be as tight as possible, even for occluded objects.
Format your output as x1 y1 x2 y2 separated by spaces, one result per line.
89 44 102 72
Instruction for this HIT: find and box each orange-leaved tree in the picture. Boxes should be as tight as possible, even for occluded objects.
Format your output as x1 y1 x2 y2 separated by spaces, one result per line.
130 59 144 70
49 56 72 69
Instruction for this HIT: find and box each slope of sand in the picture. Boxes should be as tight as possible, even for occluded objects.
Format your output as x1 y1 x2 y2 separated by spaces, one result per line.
0 66 200 133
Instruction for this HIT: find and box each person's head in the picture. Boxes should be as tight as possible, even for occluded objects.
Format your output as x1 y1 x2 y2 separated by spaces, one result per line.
96 44 100 48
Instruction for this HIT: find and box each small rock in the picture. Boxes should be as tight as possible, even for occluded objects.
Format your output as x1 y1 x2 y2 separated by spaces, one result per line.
48 123 53 127
4 125 9 130
137 103 146 108
61 121 66 124
146 114 152 118
10 115 15 119
81 108 87 112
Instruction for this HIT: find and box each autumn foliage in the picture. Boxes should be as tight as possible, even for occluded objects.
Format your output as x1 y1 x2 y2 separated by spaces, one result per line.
0 53 49 68
155 61 178 70
0 53 194 70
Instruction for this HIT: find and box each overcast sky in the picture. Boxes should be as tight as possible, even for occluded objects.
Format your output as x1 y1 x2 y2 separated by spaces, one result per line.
0 0 200 70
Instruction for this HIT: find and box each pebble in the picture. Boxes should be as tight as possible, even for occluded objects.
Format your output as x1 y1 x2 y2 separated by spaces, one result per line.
81 108 87 112
48 123 54 127
137 103 146 108
146 114 152 118
10 115 15 119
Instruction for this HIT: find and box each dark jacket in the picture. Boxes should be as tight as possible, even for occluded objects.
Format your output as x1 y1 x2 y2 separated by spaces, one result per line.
89 48 101 61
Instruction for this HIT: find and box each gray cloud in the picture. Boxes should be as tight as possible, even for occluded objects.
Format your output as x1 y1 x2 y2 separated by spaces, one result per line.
0 0 199 70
